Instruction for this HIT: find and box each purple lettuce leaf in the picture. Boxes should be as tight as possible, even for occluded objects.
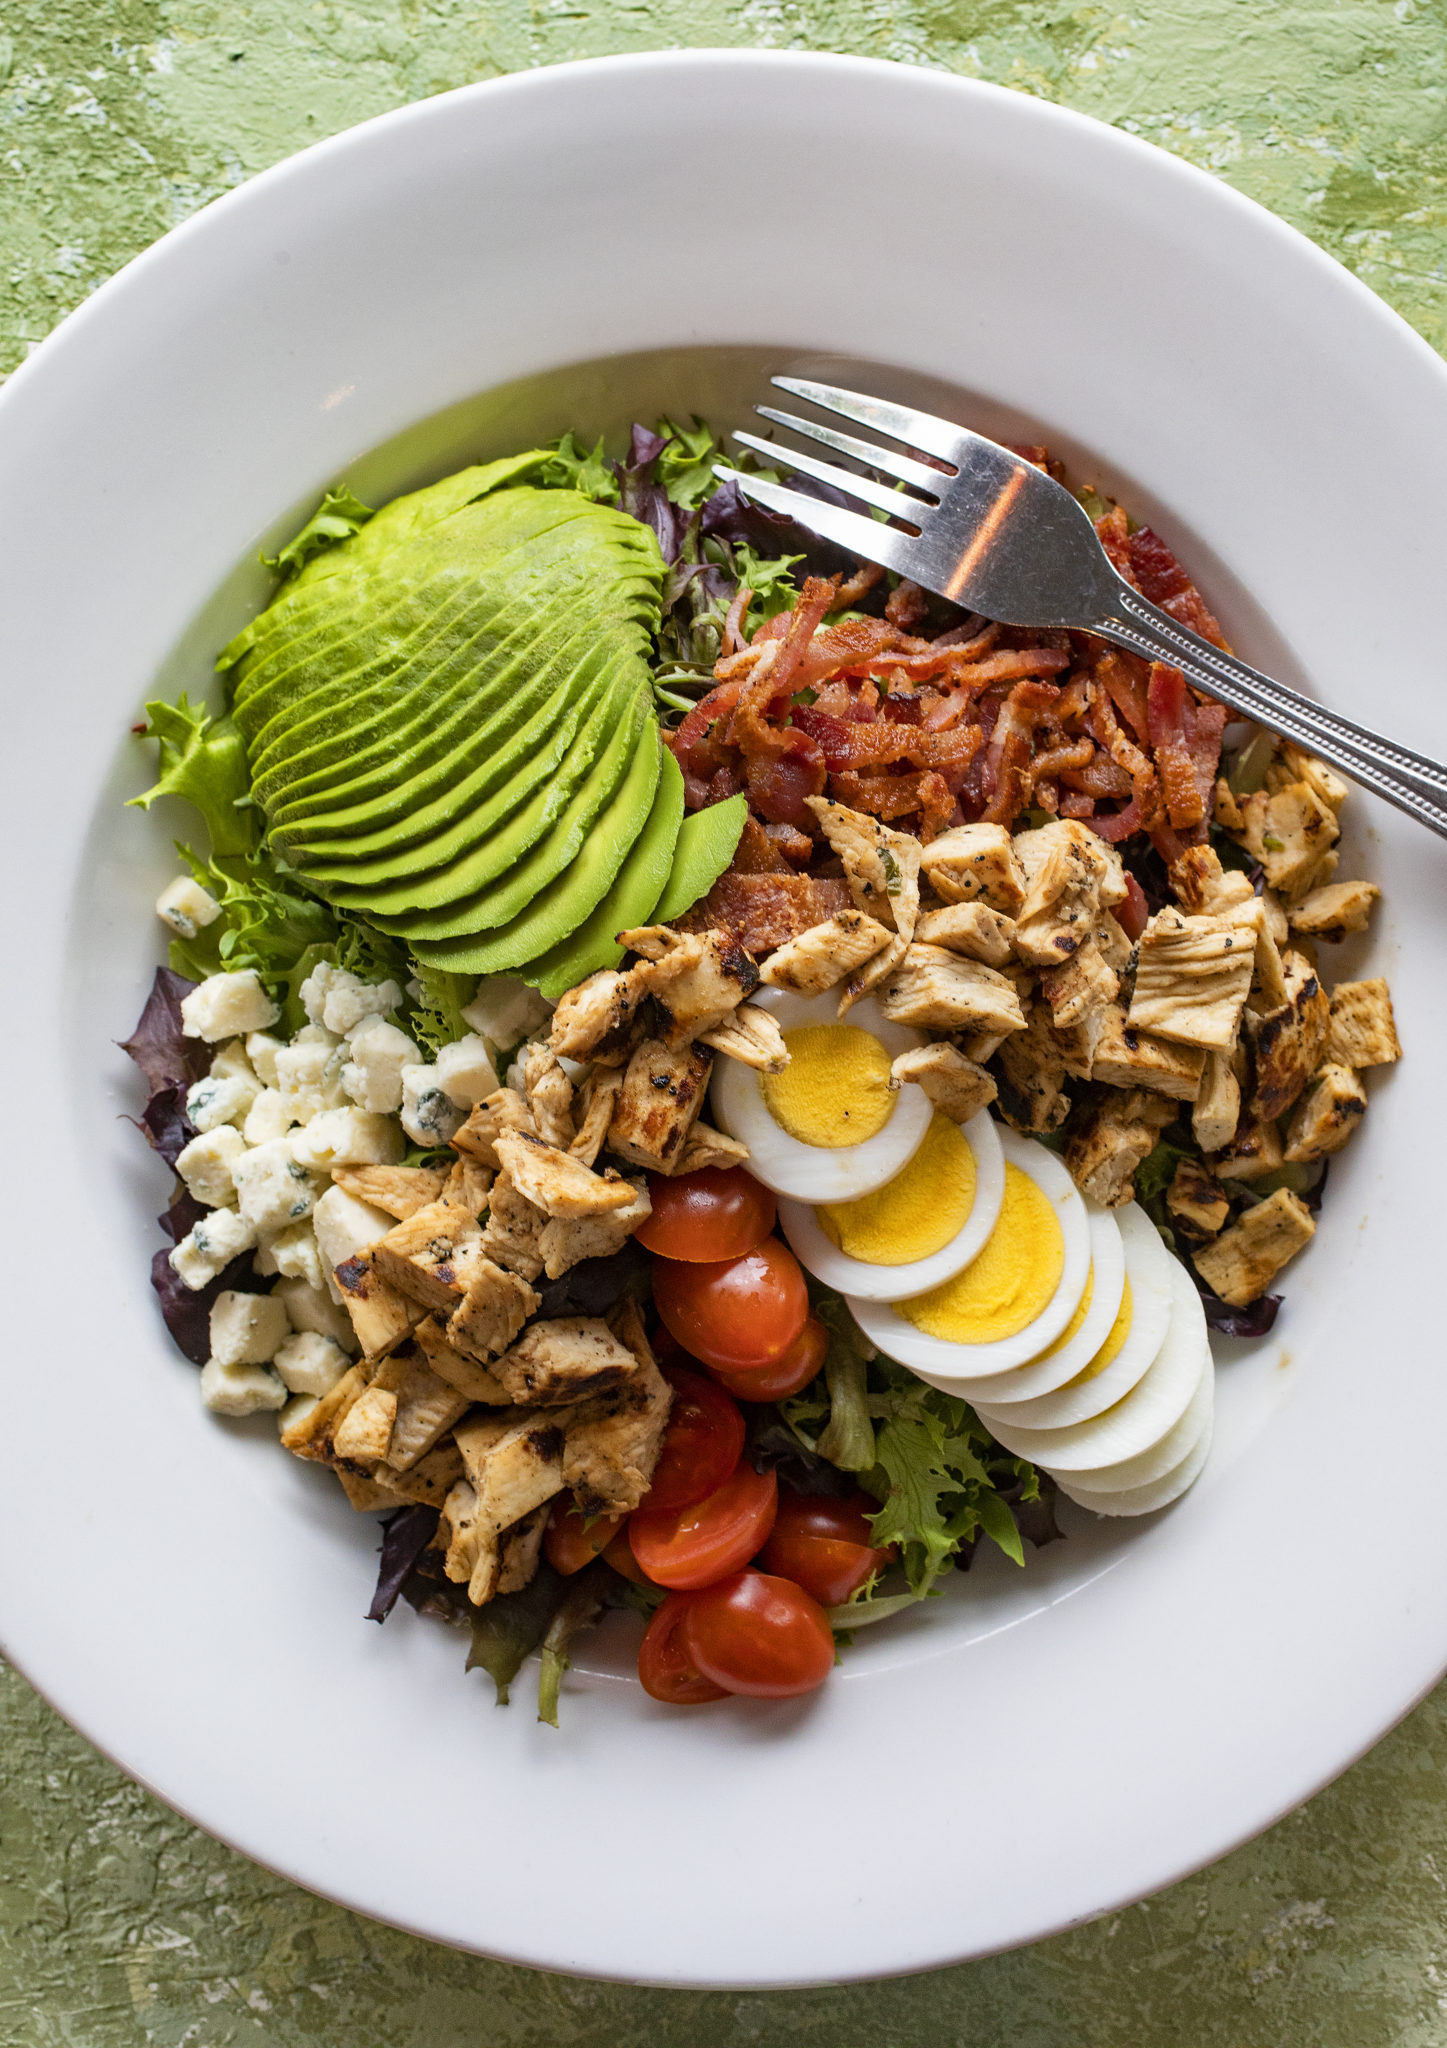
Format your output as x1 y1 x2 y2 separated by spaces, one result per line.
135 1081 196 1167
368 1505 441 1623
119 966 208 1091
613 424 691 565
1193 1270 1281 1338
700 469 864 582
150 1190 265 1365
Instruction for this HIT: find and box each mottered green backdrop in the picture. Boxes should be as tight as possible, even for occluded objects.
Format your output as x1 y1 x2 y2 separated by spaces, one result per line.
2 3 1446 2041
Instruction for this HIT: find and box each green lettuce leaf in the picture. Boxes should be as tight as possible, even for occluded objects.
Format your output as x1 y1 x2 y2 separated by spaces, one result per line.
655 416 722 510
262 485 374 580
407 962 475 1059
539 432 618 503
129 695 258 859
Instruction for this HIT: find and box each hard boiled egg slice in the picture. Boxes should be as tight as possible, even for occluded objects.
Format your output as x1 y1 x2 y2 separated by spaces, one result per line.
776 1108 1005 1300
848 1128 1091 1376
1058 1349 1214 1501
710 988 931 1201
1055 1411 1215 1519
970 1203 1175 1428
981 1258 1210 1473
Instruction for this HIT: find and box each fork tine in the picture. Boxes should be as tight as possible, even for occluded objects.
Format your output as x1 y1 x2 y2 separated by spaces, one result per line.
730 431 928 524
772 377 963 464
712 466 920 581
755 406 948 496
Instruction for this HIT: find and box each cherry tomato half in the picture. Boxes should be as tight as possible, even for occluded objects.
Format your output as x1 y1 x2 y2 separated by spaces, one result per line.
653 1240 809 1374
636 1167 777 1263
544 1500 628 1577
630 1460 779 1590
644 1366 746 1514
708 1316 828 1403
638 1593 730 1704
680 1571 836 1699
757 1489 897 1607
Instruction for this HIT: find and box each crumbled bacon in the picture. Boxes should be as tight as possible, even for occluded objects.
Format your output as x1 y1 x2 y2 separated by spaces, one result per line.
677 871 853 954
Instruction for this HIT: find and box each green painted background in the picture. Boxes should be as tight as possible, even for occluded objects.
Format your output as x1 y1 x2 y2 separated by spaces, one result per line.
3 3 1446 2040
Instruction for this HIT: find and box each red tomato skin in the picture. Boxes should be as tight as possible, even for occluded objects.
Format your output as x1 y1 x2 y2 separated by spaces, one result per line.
544 1501 626 1577
643 1366 746 1514
638 1594 731 1704
652 1241 809 1373
601 1525 649 1585
708 1316 828 1402
636 1168 777 1263
757 1491 897 1607
680 1571 836 1699
629 1462 779 1591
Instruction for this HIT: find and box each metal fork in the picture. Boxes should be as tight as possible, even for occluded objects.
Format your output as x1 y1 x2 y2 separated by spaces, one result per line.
715 377 1447 841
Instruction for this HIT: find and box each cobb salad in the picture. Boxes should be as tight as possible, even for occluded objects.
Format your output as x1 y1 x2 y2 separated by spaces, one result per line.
123 415 1401 1718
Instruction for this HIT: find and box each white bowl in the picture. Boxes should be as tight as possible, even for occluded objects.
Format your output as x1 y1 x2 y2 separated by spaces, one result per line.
2 50 1445 1988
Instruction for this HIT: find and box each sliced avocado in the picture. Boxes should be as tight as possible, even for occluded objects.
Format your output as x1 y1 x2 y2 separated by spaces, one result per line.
652 794 748 922
408 723 663 975
522 747 685 999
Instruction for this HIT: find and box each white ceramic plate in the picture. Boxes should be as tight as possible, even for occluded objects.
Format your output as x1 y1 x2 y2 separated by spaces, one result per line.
1 51 1444 1988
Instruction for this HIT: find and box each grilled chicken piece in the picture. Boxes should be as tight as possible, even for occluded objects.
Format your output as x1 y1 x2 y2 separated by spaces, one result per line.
607 1040 713 1174
889 1043 997 1125
1167 845 1255 917
280 1362 368 1459
1324 978 1401 1069
1088 1005 1205 1100
621 926 760 1047
359 1435 463 1510
446 1252 540 1360
1128 900 1260 1052
918 822 1026 914
329 1164 447 1219
538 1180 651 1280
1038 936 1119 1033
1192 1049 1242 1154
1194 1188 1315 1305
878 944 1026 1035
561 1302 673 1516
370 1201 493 1315
569 1068 623 1169
675 1121 750 1173
1063 1089 1175 1208
522 1042 576 1149
367 1349 470 1473
1284 1062 1368 1162
494 1128 636 1221
439 1157 493 1215
333 1253 425 1360
452 1087 537 1170
997 1004 1072 1135
445 1412 569 1605
498 1504 550 1596
491 1316 640 1405
1166 1158 1230 1245
413 1313 512 1403
476 1169 546 1283
804 797 922 1012
332 1383 397 1465
697 1003 790 1072
548 967 643 1065
912 902 1016 968
1247 950 1330 1123
1210 1117 1285 1181
758 911 893 995
1286 879 1379 943
1267 742 1349 813
1233 780 1340 899
1010 820 1128 970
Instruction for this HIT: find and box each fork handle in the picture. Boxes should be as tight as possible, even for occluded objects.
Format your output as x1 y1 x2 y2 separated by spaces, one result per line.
1091 582 1447 842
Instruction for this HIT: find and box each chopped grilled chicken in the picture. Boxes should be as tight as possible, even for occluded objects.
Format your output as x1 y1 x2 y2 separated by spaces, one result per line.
491 1316 640 1405
413 1314 512 1403
1284 1062 1368 1162
1010 820 1128 969
1258 889 1289 946
366 1349 470 1473
805 797 922 932
445 1254 541 1361
1194 1188 1315 1304
329 1164 447 1219
889 1043 997 1125
476 1168 546 1283
918 822 1026 914
1192 1049 1242 1154
332 1383 397 1465
1247 950 1330 1122
1038 935 1119 1032
1287 880 1380 943
912 902 1016 968
675 1121 750 1173
621 926 761 1047
538 1180 651 1279
452 1087 537 1170
1233 780 1340 899
439 1157 493 1215
548 967 643 1065
334 1468 410 1512
1091 1005 1205 1100
1167 844 1256 917
758 911 893 994
1064 1089 1175 1208
439 1480 497 1604
522 1041 576 1148
1210 1117 1285 1181
282 1361 368 1461
1324 978 1401 1068
562 1301 673 1515
997 1004 1072 1135
1268 742 1349 813
494 1128 635 1220
569 1067 623 1169
377 1434 465 1509
878 944 1026 1035
370 1201 493 1314
1251 917 1290 1010
1166 1157 1231 1244
447 1412 570 1604
697 1003 790 1072
1128 899 1260 1051
498 1503 550 1596
333 1253 425 1360
606 1038 713 1174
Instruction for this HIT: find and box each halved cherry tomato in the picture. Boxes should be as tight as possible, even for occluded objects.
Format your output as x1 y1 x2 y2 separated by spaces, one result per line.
653 1240 809 1374
680 1571 836 1698
638 1593 730 1704
544 1500 628 1577
757 1489 897 1607
629 1461 779 1590
708 1316 828 1403
636 1167 777 1263
644 1366 745 1514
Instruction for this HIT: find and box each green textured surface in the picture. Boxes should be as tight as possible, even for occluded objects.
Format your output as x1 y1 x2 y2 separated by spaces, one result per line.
3 3 1447 2039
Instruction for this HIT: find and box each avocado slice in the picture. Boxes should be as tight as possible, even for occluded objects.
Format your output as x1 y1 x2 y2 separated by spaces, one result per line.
521 747 685 999
652 794 749 922
408 721 663 975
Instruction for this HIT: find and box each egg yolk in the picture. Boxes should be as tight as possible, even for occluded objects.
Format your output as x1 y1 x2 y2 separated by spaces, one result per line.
1066 1277 1134 1384
899 1163 1064 1344
1033 1267 1094 1360
760 1024 895 1149
816 1114 976 1266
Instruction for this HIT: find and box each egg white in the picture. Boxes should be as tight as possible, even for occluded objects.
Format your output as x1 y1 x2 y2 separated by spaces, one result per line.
777 1108 1005 1301
848 1128 1092 1376
971 1203 1175 1428
923 1204 1125 1403
710 987 931 1201
982 1259 1210 1472
1061 1350 1214 1498
1055 1412 1215 1518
